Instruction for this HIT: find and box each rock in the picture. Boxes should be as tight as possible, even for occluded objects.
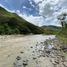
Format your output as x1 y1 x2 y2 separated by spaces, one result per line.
63 62 67 67
20 51 24 54
23 60 28 67
45 50 51 54
23 62 28 67
55 60 59 64
62 47 67 52
30 46 33 48
52 47 58 50
16 56 21 60
33 57 37 60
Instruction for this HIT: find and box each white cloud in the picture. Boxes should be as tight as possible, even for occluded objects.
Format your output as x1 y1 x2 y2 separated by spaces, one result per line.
16 10 20 13
17 11 61 26
22 6 26 9
37 0 60 17
33 0 67 26
29 0 35 8
22 15 44 26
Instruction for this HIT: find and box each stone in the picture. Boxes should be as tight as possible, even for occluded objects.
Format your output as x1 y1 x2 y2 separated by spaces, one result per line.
20 51 24 54
63 62 67 67
33 57 37 60
16 56 21 60
23 60 28 67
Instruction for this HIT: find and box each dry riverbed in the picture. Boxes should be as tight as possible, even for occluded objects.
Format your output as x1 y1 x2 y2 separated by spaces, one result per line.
0 35 67 67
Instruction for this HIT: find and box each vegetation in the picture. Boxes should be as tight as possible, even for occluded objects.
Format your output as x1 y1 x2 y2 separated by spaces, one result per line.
57 13 67 45
57 24 67 45
42 25 61 35
0 7 43 35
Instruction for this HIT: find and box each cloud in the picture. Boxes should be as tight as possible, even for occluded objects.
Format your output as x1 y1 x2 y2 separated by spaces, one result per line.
20 14 44 26
18 11 61 26
33 0 67 26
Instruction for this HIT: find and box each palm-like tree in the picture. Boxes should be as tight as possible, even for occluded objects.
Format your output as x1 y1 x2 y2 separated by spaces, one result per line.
58 13 67 27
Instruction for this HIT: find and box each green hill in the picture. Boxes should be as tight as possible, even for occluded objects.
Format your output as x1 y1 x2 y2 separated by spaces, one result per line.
58 24 67 37
41 25 61 34
0 7 43 35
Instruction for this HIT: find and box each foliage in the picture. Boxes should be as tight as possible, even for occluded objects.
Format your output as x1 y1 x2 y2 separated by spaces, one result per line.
42 25 61 35
57 24 67 45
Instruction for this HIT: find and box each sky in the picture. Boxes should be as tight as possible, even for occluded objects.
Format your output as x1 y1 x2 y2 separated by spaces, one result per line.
0 0 67 26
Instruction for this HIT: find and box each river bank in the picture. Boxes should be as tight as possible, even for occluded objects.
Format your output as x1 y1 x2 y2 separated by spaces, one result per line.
0 35 67 67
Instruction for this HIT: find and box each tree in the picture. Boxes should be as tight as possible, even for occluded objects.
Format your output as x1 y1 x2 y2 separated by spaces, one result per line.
58 13 67 27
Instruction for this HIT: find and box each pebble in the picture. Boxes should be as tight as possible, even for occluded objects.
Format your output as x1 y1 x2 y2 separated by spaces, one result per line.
16 56 21 60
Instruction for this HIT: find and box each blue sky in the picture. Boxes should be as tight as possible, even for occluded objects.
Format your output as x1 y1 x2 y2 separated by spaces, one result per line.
0 0 39 16
0 0 67 26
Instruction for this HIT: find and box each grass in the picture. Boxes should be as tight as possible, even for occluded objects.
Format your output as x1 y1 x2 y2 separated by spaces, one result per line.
57 26 67 45
57 35 67 45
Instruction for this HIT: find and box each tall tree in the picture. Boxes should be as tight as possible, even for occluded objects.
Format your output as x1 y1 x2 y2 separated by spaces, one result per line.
58 13 67 27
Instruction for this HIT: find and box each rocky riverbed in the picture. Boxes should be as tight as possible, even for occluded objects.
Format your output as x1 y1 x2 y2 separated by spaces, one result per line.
0 35 67 67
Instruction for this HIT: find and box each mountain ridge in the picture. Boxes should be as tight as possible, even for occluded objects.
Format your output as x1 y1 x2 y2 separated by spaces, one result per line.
0 6 43 34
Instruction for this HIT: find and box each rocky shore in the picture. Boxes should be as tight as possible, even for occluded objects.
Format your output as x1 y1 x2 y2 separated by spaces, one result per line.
0 35 67 67
13 37 67 67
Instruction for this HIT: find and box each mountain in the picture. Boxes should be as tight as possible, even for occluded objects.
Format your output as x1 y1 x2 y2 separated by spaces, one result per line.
42 24 67 36
42 25 61 30
41 25 61 34
0 7 43 35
